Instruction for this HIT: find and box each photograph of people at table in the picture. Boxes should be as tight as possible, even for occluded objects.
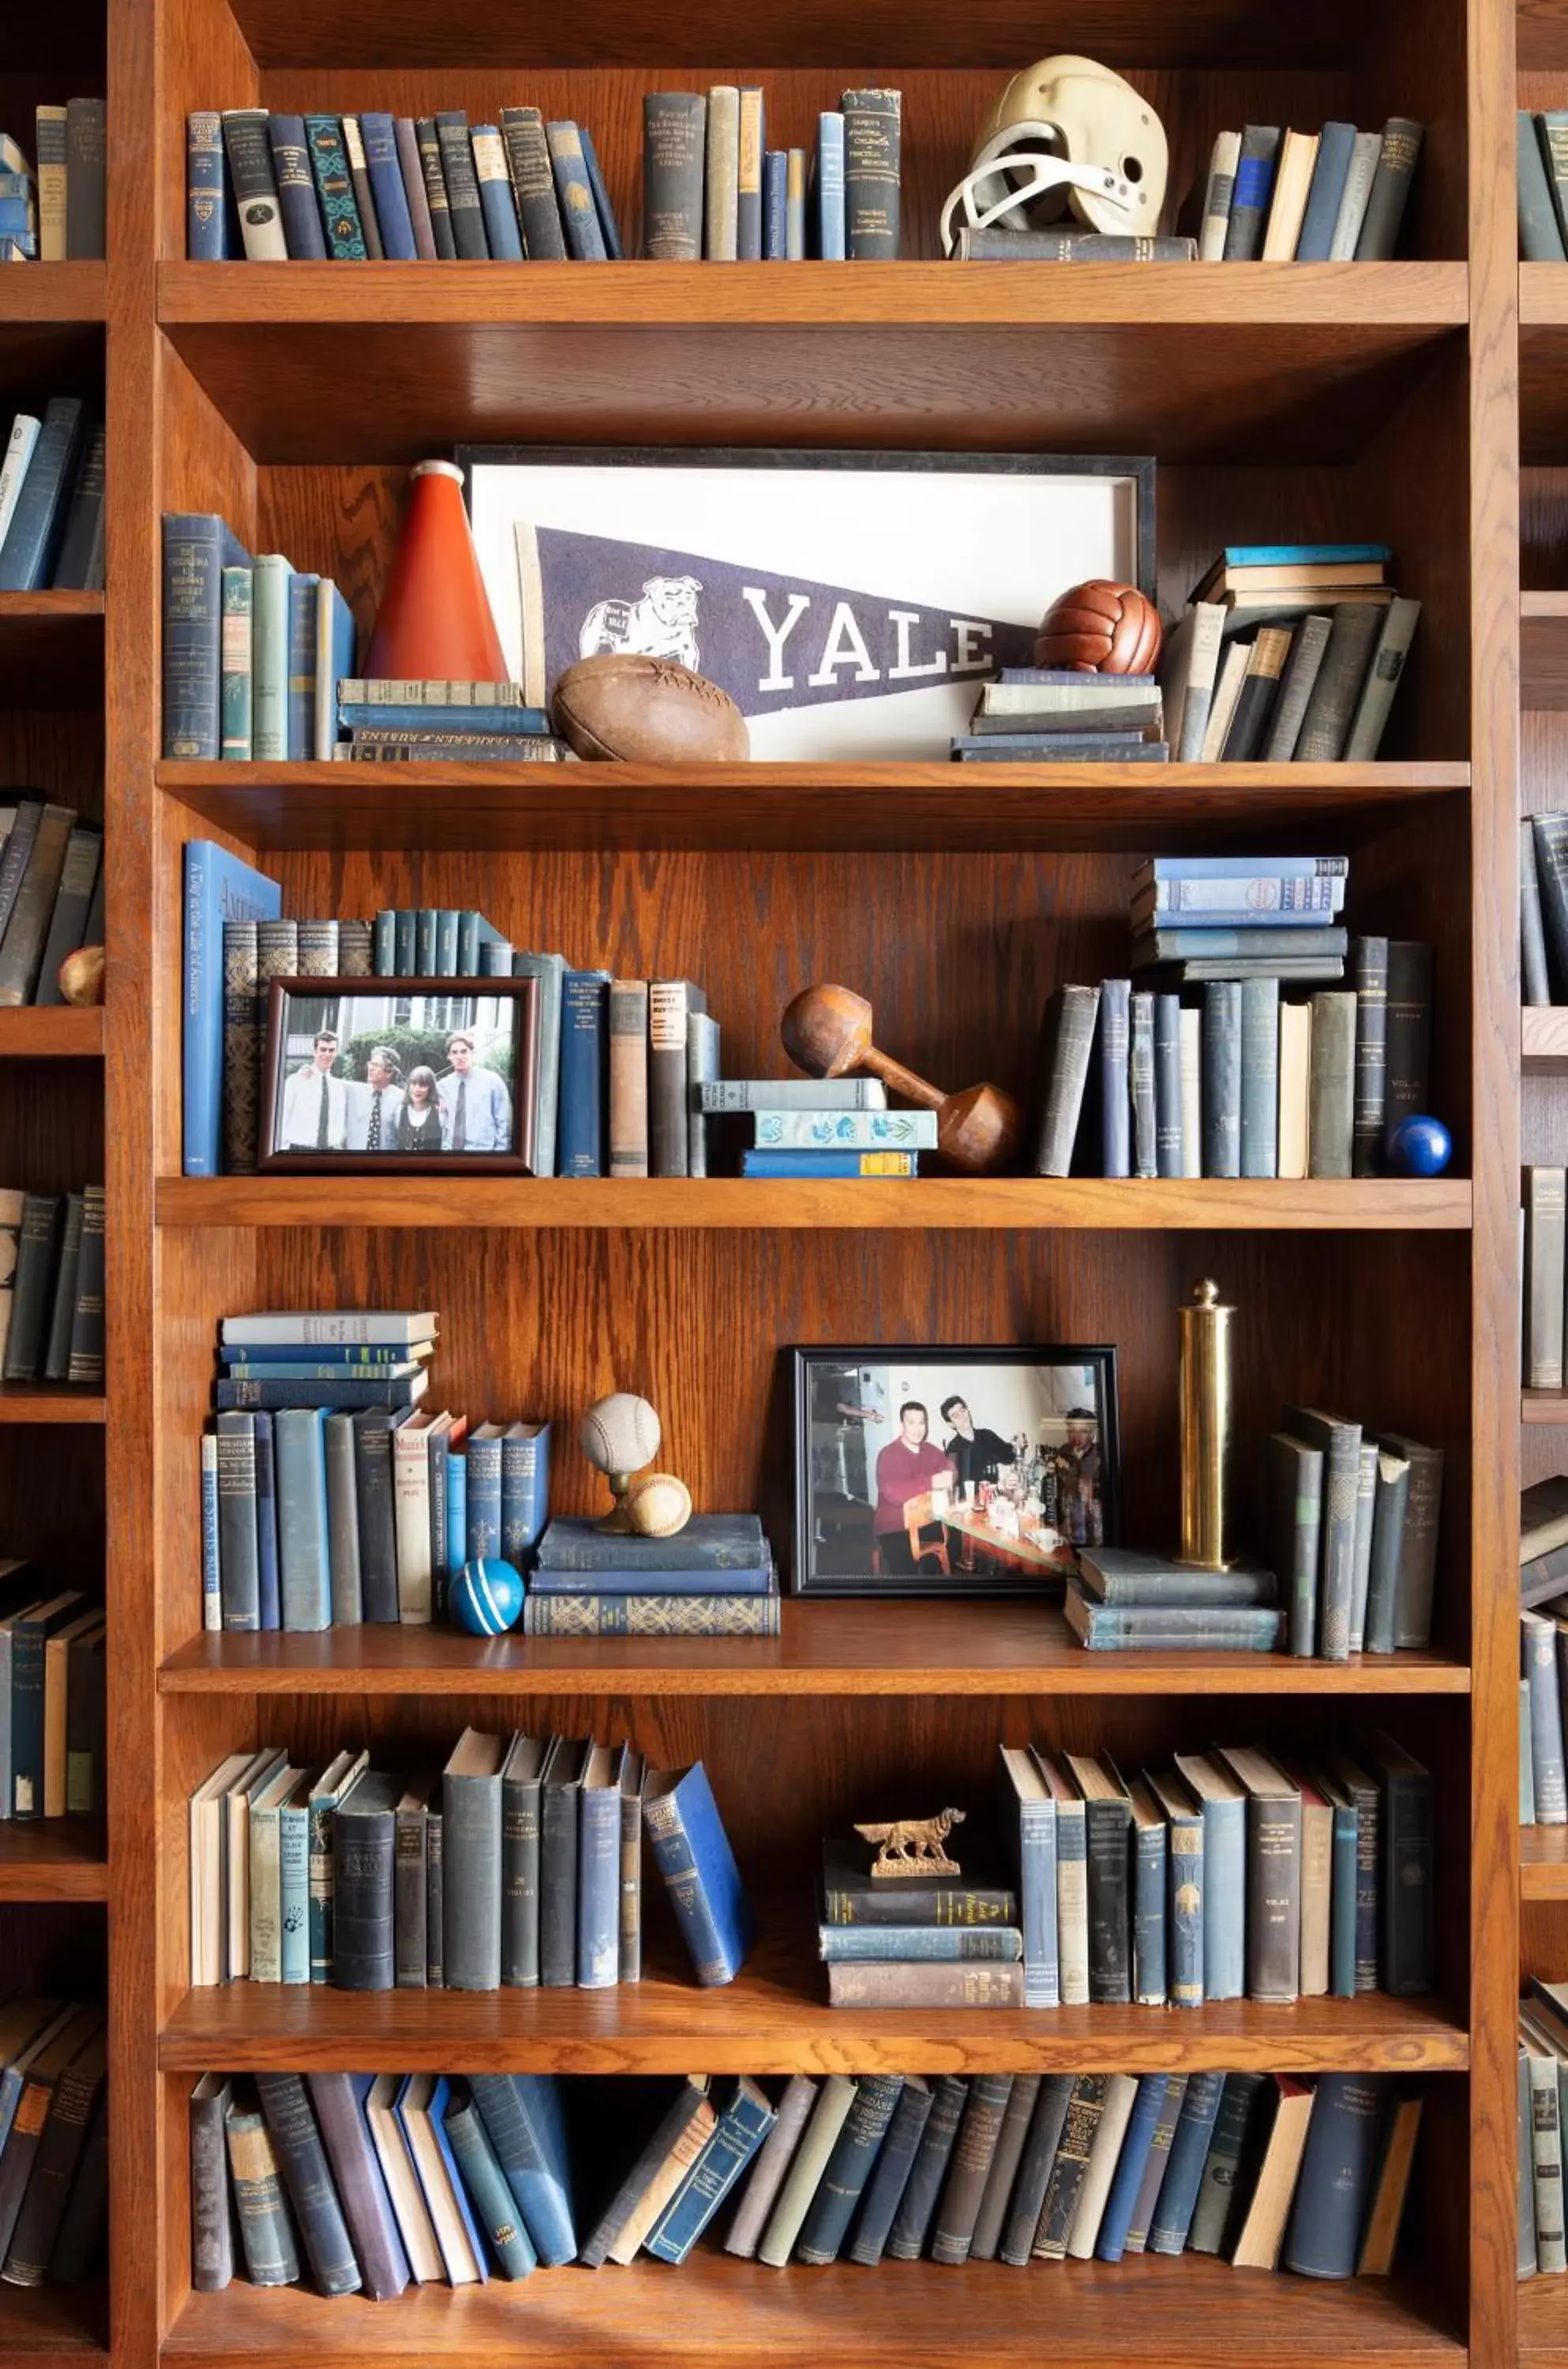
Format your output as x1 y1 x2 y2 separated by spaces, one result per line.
796 1350 1119 1595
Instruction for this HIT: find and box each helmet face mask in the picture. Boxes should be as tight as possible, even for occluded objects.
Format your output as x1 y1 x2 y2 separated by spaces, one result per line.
940 54 1168 253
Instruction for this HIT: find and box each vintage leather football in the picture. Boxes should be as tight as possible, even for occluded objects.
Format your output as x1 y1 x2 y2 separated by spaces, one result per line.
551 655 750 762
1033 579 1163 674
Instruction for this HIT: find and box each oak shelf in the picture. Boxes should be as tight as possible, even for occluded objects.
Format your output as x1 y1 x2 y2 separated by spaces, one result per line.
161 2258 1460 2369
0 594 104 708
0 1009 103 1060
1522 591 1568 708
156 1608 1472 1698
158 1923 1469 2078
0 2277 107 2363
1523 1005 1568 1072
154 1175 1473 1233
1522 1829 1568 1899
0 1387 105 1425
0 1822 107 1902
156 760 1472 854
1522 1391 1568 1425
156 261 1465 466
1521 2276 1568 2363
0 265 107 325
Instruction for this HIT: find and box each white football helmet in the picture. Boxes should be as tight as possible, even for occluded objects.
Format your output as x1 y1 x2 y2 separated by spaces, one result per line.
940 55 1168 255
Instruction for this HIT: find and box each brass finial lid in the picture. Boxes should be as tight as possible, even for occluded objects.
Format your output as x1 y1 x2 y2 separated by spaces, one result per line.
1191 1278 1220 1306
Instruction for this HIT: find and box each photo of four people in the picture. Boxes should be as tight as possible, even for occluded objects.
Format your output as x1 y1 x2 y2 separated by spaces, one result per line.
269 990 516 1159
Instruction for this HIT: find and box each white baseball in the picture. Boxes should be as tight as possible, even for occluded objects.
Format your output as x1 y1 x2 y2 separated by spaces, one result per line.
579 1391 662 1475
626 1472 693 1538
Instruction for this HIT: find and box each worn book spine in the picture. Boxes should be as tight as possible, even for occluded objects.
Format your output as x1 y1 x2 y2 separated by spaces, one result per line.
1221 625 1292 760
1307 989 1356 1177
267 114 328 257
969 2075 1041 2262
842 88 901 257
956 228 1196 259
859 2077 961 2253
303 116 366 257
647 2082 775 2262
1351 933 1390 1174
336 119 381 255
394 1800 428 1988
190 2077 234 2291
225 2106 299 2286
1355 117 1424 257
814 109 846 257
758 2075 856 2265
1132 1814 1167 2006
255 2074 360 2296
1521 2050 1542 2277
1296 122 1358 259
33 106 66 261
1153 992 1184 1177
1382 940 1435 1157
846 2079 932 2266
41 1192 83 1381
1245 1790 1303 2001
1284 2073 1388 2277
1293 602 1384 760
728 2075 818 2258
796 2074 902 2262
445 1763 501 1992
306 2074 411 2300
1033 982 1101 1175
1179 1006 1202 1176
1240 975 1280 1177
0 799 73 1004
546 121 607 259
523 1592 781 1637
0 397 81 591
1222 125 1281 258
1525 819 1555 1003
323 1413 362 1625
359 111 417 257
219 566 253 761
1346 1438 1379 1653
538 1762 580 1988
643 92 707 259
1344 596 1421 758
1532 2053 1568 2272
1165 1803 1204 2006
1124 2074 1187 2255
441 2089 535 2280
1378 1758 1434 1994
414 117 456 257
734 88 764 259
1271 1430 1323 1658
577 1773 621 1988
1033 2074 1109 2258
498 107 565 258
1364 1453 1411 1655
1096 2074 1168 2262
434 111 487 257
607 978 650 1177
395 118 437 257
1202 982 1242 1176
1263 612 1334 758
222 110 287 260
62 96 105 257
332 1780 396 1990
1147 2071 1225 2254
352 1413 403 1625
929 2074 1013 2265
1199 1793 1246 2000
1381 1432 1442 1648
1084 1798 1131 2003
425 1808 443 1987
703 85 740 258
467 2074 576 2266
1129 990 1157 1177
998 2074 1074 2266
825 1960 1024 2007
51 422 107 593
215 1410 260 1632
1199 130 1241 257
1345 1773 1381 1992
1187 2071 1264 2254
1056 1798 1090 2005
471 126 523 258
649 979 700 1177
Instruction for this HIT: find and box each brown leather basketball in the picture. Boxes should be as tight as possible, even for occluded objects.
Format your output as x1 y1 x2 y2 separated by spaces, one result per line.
1033 579 1163 674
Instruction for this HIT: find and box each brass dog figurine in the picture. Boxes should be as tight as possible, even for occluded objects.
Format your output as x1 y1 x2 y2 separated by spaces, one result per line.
853 1807 966 1879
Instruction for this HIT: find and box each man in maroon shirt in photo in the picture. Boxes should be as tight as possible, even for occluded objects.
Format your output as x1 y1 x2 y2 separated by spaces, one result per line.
873 1401 957 1575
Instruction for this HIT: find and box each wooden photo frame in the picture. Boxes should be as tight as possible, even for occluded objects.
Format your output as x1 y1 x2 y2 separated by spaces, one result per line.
793 1344 1121 1597
459 444 1156 760
259 975 539 1174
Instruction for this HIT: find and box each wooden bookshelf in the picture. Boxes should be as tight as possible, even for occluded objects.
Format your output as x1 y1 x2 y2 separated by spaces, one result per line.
0 593 104 706
0 1010 103 1059
0 2279 107 2365
1524 1005 1568 1070
0 1823 107 1903
0 1387 106 1425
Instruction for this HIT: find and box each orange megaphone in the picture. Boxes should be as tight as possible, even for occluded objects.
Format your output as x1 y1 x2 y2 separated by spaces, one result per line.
364 458 508 681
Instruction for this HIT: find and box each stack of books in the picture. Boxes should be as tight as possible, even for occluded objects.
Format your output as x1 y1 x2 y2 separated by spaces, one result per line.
189 2060 1424 2285
523 1515 779 1638
951 668 1167 764
1161 546 1420 761
1269 1412 1442 1659
198 1308 552 1635
643 89 900 261
0 1187 105 1388
1062 1546 1282 1654
1131 852 1348 983
0 2005 106 2290
1518 110 1568 261
0 802 103 1006
2 107 105 261
0 1571 103 1821
336 678 565 764
1521 1980 1568 2277
190 107 621 262
819 1830 1022 2007
0 402 104 590
1197 120 1422 261
715 1076 925 1180
1030 931 1435 1181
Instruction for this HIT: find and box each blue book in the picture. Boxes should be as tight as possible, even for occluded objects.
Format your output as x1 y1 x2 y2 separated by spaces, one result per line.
528 1561 773 1597
187 111 230 257
1146 2071 1225 2254
1151 1770 1204 2007
0 397 81 590
1097 2074 1168 2262
1097 978 1131 1179
266 115 328 257
1322 1771 1360 1998
279 1786 310 1982
215 1375 424 1411
578 126 623 257
359 113 417 257
373 911 396 973
1000 1746 1058 2008
336 700 551 734
1175 1754 1244 2001
1142 854 1349 880
472 127 525 259
763 150 787 256
997 667 1159 689
818 1926 1022 1962
1296 122 1360 260
500 1421 550 1565
252 1412 280 1632
393 909 415 974
740 1150 917 1177
1128 1781 1167 2006
273 1407 331 1632
1283 2074 1389 2277
558 970 611 1177
426 2075 491 2282
643 1762 753 1985
646 2079 775 2263
465 1425 503 1561
467 2074 576 2265
167 519 253 761
442 2082 537 2279
434 910 459 976
456 911 482 974
797 2074 904 2263
1205 543 1391 568
201 1425 221 1631
445 1447 467 1589
286 573 320 760
576 1744 621 1988
537 1514 765 1573
546 122 607 260
251 555 291 763
513 952 566 1177
415 909 437 973
219 1342 423 1365
813 111 845 257
314 580 354 760
222 1361 423 1383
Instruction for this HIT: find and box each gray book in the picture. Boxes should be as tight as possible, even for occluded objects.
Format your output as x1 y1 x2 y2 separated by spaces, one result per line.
190 2074 235 2292
1525 1677 1539 1825
1271 1431 1323 1658
442 1729 506 1991
756 2074 856 2266
1526 1168 1565 1389
1293 603 1385 761
512 952 565 1177
394 1777 435 1990
1129 992 1156 1179
1354 117 1423 260
273 1408 329 1632
847 2077 932 2266
1153 993 1183 1177
40 1192 84 1383
1201 982 1241 1177
1219 1747 1302 2003
726 2075 817 2258
618 1742 645 1982
1097 978 1131 1179
643 91 707 258
1525 820 1554 1005
1378 1432 1443 1647
1284 1406 1364 1660
1000 2072 1075 2266
1363 1449 1412 1654
323 1414 362 1625
214 1410 260 1632
501 1733 547 1987
1239 977 1279 1177
1262 614 1332 760
0 805 73 1007
1032 984 1100 1177
1172 1753 1247 1999
1307 990 1356 1177
1525 1611 1568 1823
1351 935 1390 1176
1521 2050 1540 2277
686 1011 720 1177
1348 1439 1379 1652
1343 596 1421 758
1187 2073 1264 2254
32 828 102 1006
886 2075 970 2260
969 2073 1041 2261
426 1808 443 1988
539 1734 589 1987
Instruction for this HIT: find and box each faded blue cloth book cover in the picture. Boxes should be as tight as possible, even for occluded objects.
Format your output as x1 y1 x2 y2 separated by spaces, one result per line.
182 839 281 1175
642 1761 754 1986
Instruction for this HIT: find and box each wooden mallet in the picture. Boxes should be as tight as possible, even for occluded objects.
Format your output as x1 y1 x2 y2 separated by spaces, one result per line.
781 984 1022 1176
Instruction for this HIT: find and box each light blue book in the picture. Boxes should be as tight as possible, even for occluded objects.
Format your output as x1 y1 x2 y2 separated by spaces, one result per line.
446 1447 467 1586
1096 2075 1168 2262
182 839 281 1175
273 1407 331 1631
814 111 845 257
314 580 355 760
286 571 320 760
279 1781 310 1984
201 1426 221 1631
1174 1753 1245 2001
1000 1745 1058 2008
1203 544 1391 568
251 555 292 762
645 2078 775 2262
513 952 566 1176
467 2074 576 2265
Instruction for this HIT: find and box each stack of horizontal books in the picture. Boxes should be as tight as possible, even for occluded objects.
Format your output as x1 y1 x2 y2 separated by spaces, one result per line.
819 1830 1023 2008
522 1514 778 1637
1062 1546 1283 1654
951 667 1167 764
336 678 566 764
724 1075 929 1181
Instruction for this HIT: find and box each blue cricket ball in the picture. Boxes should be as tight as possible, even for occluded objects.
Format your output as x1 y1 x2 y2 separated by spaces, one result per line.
450 1557 524 1636
1386 1115 1452 1178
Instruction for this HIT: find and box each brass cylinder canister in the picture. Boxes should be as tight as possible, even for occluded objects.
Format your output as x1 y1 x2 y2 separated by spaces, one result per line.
1176 1276 1233 1570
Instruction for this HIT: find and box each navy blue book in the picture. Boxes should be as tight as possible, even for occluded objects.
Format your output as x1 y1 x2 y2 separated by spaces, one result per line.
795 2075 902 2263
646 2080 773 2265
286 573 319 762
537 1513 764 1573
848 2078 932 2265
0 400 84 591
359 114 417 257
1127 1778 1168 2007
165 518 253 762
187 111 229 257
467 2075 576 2266
215 1374 426 1411
763 149 788 256
182 839 280 1172
559 970 611 1177
265 115 328 258
1284 2074 1389 2277
464 1424 504 1561
499 1421 550 1566
1095 2074 1168 2262
252 1411 281 1632
643 1762 754 1986
579 126 624 257
1146 2071 1225 2254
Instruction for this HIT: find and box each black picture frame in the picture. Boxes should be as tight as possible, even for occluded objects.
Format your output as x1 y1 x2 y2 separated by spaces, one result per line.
259 975 539 1174
791 1345 1121 1597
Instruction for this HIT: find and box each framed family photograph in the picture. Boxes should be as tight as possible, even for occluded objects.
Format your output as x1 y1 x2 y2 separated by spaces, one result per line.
793 1346 1120 1597
458 445 1155 762
259 976 538 1174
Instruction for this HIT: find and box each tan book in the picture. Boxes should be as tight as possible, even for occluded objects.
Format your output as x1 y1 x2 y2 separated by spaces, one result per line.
1229 2077 1315 2267
756 2074 855 2266
607 978 650 1179
35 108 67 262
224 1747 287 1983
1065 2073 1137 2258
1357 2093 1424 2273
42 1607 100 1821
399 2074 482 2284
363 2074 442 2283
704 86 740 260
1200 639 1251 761
1293 1767 1333 1995
608 2086 718 2262
188 1751 259 1988
1277 999 1312 1177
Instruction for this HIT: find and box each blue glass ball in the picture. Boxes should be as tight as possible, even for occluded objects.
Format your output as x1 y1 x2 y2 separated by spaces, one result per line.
450 1557 524 1637
1386 1115 1452 1178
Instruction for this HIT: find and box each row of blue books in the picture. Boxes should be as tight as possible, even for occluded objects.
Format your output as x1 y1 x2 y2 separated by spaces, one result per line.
192 2063 1421 2291
642 91 899 261
0 402 103 591
162 515 353 761
199 1308 551 1634
188 107 620 263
